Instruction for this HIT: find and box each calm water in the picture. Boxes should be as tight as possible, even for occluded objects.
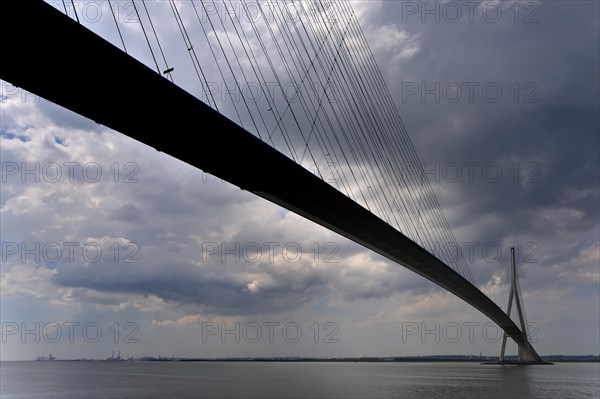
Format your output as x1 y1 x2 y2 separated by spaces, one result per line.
1 361 598 398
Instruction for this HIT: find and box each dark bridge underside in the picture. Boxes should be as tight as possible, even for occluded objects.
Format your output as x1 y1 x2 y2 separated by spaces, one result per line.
1 1 540 360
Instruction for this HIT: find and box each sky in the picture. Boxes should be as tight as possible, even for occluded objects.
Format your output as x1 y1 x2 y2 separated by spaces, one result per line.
0 0 598 361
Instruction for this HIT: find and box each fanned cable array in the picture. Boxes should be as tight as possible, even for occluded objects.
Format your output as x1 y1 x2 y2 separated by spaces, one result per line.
52 0 493 296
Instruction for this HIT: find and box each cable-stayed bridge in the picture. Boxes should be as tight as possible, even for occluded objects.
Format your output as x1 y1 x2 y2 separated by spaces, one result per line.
0 0 543 362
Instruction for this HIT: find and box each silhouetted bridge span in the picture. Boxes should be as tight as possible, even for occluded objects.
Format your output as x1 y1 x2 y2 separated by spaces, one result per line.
0 0 542 362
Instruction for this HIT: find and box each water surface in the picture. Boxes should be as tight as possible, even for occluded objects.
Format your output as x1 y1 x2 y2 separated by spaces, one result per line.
1 361 598 398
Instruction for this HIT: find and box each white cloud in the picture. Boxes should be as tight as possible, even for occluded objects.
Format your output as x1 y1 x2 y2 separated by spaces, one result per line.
369 25 421 64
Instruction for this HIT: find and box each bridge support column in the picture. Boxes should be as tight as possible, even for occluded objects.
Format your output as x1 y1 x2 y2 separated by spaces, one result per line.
497 248 549 364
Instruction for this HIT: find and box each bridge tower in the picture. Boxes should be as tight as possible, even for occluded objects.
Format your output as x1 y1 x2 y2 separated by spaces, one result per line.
498 247 547 363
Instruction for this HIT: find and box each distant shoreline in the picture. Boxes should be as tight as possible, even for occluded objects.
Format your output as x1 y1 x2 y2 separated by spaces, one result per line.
13 355 600 363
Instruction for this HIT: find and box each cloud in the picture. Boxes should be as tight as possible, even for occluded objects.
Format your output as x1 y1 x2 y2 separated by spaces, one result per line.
367 25 421 66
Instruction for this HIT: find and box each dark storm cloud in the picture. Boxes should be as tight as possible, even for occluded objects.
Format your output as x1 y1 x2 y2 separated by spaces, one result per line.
50 256 327 315
352 1 599 291
48 208 438 313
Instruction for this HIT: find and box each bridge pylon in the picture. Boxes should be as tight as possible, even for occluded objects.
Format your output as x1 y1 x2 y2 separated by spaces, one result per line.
495 247 551 364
